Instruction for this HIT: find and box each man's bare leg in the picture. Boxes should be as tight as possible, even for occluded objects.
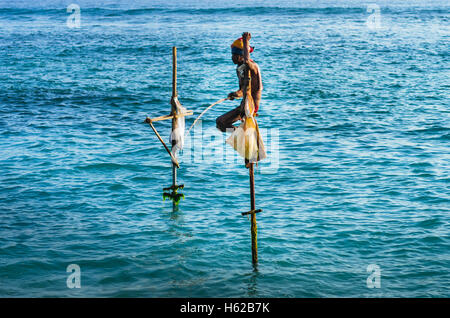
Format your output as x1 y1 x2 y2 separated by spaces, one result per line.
216 105 242 132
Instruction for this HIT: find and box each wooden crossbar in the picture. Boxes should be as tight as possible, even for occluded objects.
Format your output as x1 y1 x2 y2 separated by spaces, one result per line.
241 209 262 216
150 111 193 123
144 117 180 168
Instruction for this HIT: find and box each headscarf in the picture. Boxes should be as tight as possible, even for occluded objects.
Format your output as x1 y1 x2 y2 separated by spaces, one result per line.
230 37 254 55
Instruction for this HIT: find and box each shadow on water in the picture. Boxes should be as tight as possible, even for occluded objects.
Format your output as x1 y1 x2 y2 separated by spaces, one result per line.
172 201 179 214
165 203 183 222
162 202 192 242
246 266 261 297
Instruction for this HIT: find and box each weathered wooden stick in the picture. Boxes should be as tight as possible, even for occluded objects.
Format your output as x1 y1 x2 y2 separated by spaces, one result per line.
172 47 177 98
163 184 184 191
150 114 173 122
171 46 179 210
249 163 257 265
171 47 179 147
144 117 180 168
241 209 262 216
241 34 259 265
150 111 193 123
172 163 177 210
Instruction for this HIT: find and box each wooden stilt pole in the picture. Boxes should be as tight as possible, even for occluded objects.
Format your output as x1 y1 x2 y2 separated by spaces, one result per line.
172 47 177 98
241 33 261 266
145 46 191 206
241 163 262 266
249 163 257 265
172 162 177 210
171 46 179 209
241 162 261 266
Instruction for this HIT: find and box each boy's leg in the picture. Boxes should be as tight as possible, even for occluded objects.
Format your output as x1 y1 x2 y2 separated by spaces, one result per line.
216 106 241 132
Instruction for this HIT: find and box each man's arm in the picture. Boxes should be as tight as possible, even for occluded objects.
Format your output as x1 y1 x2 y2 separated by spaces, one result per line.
242 32 262 113
242 32 259 75
245 60 259 74
242 32 250 63
228 70 243 100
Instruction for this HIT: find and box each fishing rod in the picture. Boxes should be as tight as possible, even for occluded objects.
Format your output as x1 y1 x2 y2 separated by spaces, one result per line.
186 96 231 134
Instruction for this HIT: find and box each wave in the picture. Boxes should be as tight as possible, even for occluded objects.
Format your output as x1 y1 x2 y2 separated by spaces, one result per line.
0 6 448 17
113 6 368 16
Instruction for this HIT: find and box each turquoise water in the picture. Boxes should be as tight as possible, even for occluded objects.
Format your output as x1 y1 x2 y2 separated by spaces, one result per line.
0 0 449 297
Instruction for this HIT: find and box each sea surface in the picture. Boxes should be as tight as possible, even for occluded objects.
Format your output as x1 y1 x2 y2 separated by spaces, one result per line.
0 0 449 297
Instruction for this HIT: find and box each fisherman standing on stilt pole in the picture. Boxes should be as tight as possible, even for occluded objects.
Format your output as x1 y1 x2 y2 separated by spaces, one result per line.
216 32 264 168
213 33 266 266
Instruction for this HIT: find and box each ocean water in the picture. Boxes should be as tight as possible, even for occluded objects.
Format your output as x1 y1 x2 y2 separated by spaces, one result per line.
0 0 449 297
